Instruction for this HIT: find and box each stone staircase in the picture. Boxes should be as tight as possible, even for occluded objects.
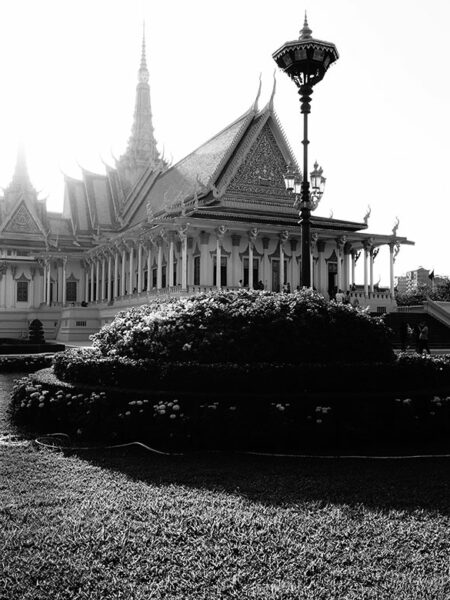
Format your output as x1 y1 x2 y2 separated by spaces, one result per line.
385 311 450 349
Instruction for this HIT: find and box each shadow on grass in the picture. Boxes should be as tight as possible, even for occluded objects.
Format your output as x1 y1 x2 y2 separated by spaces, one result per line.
77 447 450 515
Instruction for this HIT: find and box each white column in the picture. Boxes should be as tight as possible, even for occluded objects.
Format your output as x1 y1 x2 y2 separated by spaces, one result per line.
157 242 163 289
369 249 374 293
363 246 369 297
337 248 342 291
279 243 285 290
113 252 119 299
95 259 100 301
216 237 222 290
46 261 51 306
129 244 134 294
168 237 174 288
121 249 126 295
248 241 254 290
389 243 395 296
107 254 112 301
43 263 47 303
62 258 67 306
147 245 152 292
90 261 95 302
84 268 89 303
137 243 143 293
101 257 106 300
181 236 187 291
351 251 356 287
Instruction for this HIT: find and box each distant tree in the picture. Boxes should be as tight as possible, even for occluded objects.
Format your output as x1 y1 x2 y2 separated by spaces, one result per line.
396 278 450 306
29 319 45 344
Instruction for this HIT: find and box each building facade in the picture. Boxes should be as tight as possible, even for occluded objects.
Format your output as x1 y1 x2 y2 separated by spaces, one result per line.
0 30 413 342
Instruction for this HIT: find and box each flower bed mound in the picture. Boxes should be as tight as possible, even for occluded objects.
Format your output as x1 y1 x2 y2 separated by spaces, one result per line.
91 290 394 364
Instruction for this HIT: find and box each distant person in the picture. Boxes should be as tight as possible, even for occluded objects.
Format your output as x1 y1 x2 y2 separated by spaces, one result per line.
239 280 244 288
81 300 88 307
399 321 409 351
352 297 360 308
418 321 431 355
335 289 344 303
343 290 351 304
286 282 291 293
257 280 264 290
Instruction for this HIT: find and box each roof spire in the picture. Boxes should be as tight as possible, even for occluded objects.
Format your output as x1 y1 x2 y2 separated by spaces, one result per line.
118 22 161 183
139 21 149 83
11 140 33 190
299 11 313 40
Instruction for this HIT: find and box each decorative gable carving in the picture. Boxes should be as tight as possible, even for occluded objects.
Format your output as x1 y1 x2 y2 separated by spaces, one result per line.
227 124 289 199
5 203 40 234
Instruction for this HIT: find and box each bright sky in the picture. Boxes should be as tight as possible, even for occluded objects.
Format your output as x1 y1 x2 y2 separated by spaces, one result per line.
0 0 448 286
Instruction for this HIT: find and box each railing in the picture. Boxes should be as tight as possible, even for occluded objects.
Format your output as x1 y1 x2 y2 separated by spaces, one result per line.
395 305 425 313
423 300 450 328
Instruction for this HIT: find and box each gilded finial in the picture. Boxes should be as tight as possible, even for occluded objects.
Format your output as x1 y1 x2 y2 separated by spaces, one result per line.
299 11 313 40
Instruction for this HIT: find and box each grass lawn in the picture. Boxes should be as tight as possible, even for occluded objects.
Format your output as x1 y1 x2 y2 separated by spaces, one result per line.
1 375 450 599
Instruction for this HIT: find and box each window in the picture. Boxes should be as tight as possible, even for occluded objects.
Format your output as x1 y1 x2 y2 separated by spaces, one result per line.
75 321 87 327
66 281 77 302
162 266 167 288
152 268 157 288
194 256 200 285
17 281 28 302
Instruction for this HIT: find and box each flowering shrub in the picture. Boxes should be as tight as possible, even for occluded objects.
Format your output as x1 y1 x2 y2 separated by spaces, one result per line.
0 354 52 372
10 369 450 451
90 289 394 364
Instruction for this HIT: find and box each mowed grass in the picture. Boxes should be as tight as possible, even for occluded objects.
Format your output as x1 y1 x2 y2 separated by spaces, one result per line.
1 443 450 600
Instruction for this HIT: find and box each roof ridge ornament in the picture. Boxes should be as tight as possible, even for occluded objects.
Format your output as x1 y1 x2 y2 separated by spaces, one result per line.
252 73 262 111
269 69 277 110
299 11 313 40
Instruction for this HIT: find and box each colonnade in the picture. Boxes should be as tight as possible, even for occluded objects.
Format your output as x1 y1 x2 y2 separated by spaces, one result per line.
37 231 400 307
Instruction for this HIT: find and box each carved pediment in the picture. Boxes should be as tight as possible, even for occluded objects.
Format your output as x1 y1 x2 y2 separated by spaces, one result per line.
4 203 41 234
227 124 289 197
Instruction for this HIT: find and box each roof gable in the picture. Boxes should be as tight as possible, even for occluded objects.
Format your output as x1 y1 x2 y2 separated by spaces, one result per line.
0 199 46 237
145 110 254 214
225 120 291 201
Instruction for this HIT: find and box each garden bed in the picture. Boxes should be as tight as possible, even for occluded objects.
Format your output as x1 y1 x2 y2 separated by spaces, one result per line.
10 367 450 454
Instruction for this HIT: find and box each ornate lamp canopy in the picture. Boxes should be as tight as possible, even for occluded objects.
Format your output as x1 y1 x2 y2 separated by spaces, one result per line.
272 14 339 94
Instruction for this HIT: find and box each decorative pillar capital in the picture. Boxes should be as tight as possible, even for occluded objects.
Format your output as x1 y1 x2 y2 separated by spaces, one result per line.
248 227 258 245
363 237 373 253
177 224 189 242
279 230 289 244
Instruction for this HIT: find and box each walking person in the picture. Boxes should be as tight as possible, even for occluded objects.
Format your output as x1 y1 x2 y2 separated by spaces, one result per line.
417 321 431 355
399 321 409 351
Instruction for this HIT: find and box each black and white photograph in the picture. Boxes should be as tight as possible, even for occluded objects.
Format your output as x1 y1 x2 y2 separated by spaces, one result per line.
1 1 449 598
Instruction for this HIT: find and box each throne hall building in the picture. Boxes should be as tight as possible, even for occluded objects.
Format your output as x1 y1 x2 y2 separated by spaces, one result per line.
0 32 413 342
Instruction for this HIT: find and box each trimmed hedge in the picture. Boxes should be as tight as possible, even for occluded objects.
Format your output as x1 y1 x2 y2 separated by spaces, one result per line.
90 289 395 364
0 354 53 372
53 348 450 394
10 367 450 452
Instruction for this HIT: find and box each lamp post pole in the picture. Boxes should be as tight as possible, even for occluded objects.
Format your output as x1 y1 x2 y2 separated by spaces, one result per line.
273 14 338 288
299 79 312 286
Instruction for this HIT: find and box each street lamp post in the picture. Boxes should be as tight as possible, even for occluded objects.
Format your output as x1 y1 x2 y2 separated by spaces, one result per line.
273 15 338 287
